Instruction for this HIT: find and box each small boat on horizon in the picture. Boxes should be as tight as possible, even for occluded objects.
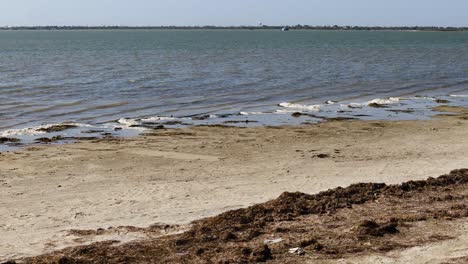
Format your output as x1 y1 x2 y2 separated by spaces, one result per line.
281 26 289 31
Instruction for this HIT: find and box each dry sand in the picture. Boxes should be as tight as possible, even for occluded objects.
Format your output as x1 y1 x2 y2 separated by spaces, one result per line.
19 169 468 264
1 106 467 262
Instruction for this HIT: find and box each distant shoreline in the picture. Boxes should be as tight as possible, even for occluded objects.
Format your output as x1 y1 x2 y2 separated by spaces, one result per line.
1 25 468 31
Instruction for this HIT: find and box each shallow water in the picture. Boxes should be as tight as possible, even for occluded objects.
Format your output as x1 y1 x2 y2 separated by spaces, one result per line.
1 30 468 150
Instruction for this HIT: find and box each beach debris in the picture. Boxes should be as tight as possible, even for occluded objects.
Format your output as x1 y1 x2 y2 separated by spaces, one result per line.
289 247 305 256
291 112 323 118
160 121 184 125
299 238 318 248
368 103 388 108
82 130 105 134
313 154 330 159
114 127 123 131
0 137 20 144
192 115 211 120
291 112 303 117
263 238 283 245
36 124 78 133
222 231 237 241
128 123 165 130
324 117 357 121
252 245 272 262
387 109 415 114
35 136 64 143
13 169 468 263
435 99 450 104
358 220 399 237
223 120 257 124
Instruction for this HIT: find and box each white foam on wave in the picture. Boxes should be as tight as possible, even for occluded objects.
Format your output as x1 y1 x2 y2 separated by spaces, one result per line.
450 94 468 98
345 103 365 108
275 109 300 114
400 96 436 101
141 116 193 122
0 123 91 137
114 118 150 131
239 111 265 116
118 118 140 127
367 97 400 105
278 102 321 111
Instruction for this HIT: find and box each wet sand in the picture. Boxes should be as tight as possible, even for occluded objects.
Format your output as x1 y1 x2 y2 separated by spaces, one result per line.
1 106 468 262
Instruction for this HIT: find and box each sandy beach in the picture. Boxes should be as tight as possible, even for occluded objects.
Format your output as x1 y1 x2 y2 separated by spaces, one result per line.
1 106 468 263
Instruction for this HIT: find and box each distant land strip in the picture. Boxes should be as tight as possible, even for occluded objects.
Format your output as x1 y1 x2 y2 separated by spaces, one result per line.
1 25 468 31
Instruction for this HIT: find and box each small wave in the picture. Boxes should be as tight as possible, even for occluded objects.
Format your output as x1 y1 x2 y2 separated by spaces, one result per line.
450 94 468 98
278 102 321 111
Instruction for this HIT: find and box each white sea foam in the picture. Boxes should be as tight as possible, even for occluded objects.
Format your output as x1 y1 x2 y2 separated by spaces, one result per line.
118 118 140 126
450 94 468 98
1 127 47 137
367 97 400 105
275 109 300 114
346 103 365 108
278 102 321 111
400 96 436 101
141 116 188 122
324 100 336 105
239 111 265 116
0 123 90 137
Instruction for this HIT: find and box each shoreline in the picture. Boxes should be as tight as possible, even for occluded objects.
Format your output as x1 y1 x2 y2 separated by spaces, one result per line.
1 107 467 261
1 95 467 153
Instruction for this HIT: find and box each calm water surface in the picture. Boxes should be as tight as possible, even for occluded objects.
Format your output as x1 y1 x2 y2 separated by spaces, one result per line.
1 30 468 145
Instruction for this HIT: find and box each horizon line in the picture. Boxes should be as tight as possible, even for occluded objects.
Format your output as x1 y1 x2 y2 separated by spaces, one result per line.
2 25 468 30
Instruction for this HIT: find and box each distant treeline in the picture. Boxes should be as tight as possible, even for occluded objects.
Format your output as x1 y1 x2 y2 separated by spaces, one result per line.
1 25 468 31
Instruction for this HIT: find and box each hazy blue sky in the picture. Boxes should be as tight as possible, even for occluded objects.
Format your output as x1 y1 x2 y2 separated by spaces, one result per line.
1 0 467 27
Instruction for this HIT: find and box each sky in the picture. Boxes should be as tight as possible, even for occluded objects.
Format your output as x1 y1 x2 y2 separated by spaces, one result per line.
1 0 467 27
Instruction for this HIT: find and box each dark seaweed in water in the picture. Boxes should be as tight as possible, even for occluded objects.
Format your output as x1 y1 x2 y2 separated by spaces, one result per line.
435 99 450 104
35 136 63 143
36 125 78 133
368 103 388 108
0 137 20 144
223 120 258 124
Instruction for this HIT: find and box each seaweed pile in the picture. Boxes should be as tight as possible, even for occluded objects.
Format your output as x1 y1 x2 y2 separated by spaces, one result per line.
10 169 468 264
